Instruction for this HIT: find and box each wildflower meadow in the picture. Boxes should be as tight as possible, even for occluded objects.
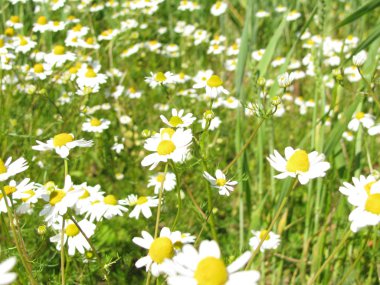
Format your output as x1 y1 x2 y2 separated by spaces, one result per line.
0 0 379 284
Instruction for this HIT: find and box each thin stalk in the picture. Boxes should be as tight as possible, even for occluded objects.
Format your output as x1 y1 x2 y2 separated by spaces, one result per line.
307 230 351 285
245 179 298 269
60 218 65 285
0 188 37 285
170 162 182 230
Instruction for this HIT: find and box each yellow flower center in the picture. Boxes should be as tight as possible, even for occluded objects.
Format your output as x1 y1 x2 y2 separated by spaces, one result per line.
355 112 365 120
136 196 148 205
156 174 166 183
65 224 80 237
286 150 310 173
80 189 90 199
53 45 65 55
161 128 175 138
5 27 15 37
148 237 174 264
364 181 376 195
53 133 74 147
0 39 4 48
104 194 117 205
69 66 78 74
207 75 223 88
155 72 167 82
3 186 16 197
168 116 184 127
216 178 226 186
215 1 222 9
86 37 94 44
364 194 380 215
10 16 20 23
72 24 82 32
0 159 7 174
129 87 136 93
85 68 97 78
157 140 176 155
19 37 28 46
259 230 270 241
194 257 228 285
37 16 47 25
34 63 44 73
49 190 66 205
90 118 102 126
21 190 35 202
53 21 60 26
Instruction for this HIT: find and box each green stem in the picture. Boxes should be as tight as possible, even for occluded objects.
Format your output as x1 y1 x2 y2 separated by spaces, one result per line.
245 179 298 269
170 162 181 230
307 230 351 285
61 218 65 285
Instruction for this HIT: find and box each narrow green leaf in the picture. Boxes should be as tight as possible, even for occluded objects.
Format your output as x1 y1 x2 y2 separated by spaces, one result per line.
336 0 380 28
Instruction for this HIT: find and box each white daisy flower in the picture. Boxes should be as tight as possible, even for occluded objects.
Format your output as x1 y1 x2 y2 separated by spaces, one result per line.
0 157 28 182
211 1 228 16
352 50 367 67
193 74 229 98
132 227 193 277
286 10 301 21
28 63 52 80
0 257 17 285
44 45 76 67
32 133 93 158
82 118 111 133
348 112 375 131
39 176 83 224
251 49 265 61
32 16 50 33
147 172 177 194
50 218 96 256
165 240 260 285
145 71 175 88
200 116 221 130
76 67 107 89
267 147 330 185
277 72 295 88
14 36 36 53
126 87 142 99
141 128 192 170
339 176 380 232
85 195 128 222
13 181 46 215
73 183 105 215
6 16 23 29
160 109 196 128
124 194 159 219
249 230 281 252
203 169 238 196
343 131 354 141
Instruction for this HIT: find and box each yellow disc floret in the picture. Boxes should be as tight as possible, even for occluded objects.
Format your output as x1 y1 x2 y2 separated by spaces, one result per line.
65 224 80 237
33 63 44 73
157 140 176 155
49 190 66 205
148 237 174 264
104 194 118 205
194 257 228 285
53 45 65 55
155 72 166 82
206 75 223 88
53 133 74 147
90 118 102 126
0 159 7 174
37 16 48 25
259 230 270 241
286 150 310 173
365 194 380 215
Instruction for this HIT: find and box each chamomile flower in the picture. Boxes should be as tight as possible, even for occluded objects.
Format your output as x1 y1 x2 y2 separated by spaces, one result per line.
82 118 111 133
348 112 375 131
339 176 380 232
14 36 36 54
166 240 260 285
249 230 281 252
0 257 17 285
6 16 23 29
32 133 93 158
74 183 105 215
147 172 177 194
251 49 265 61
267 147 330 185
124 194 159 219
352 50 367 67
28 63 52 80
286 10 301 21
145 71 175 88
39 176 83 224
160 109 196 128
13 182 45 215
0 157 28 182
33 16 50 33
44 45 76 67
76 67 107 89
193 74 229 98
141 128 192 170
200 116 221 130
211 1 228 16
203 169 238 196
133 227 193 276
50 218 96 256
277 72 295 88
86 195 128 222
